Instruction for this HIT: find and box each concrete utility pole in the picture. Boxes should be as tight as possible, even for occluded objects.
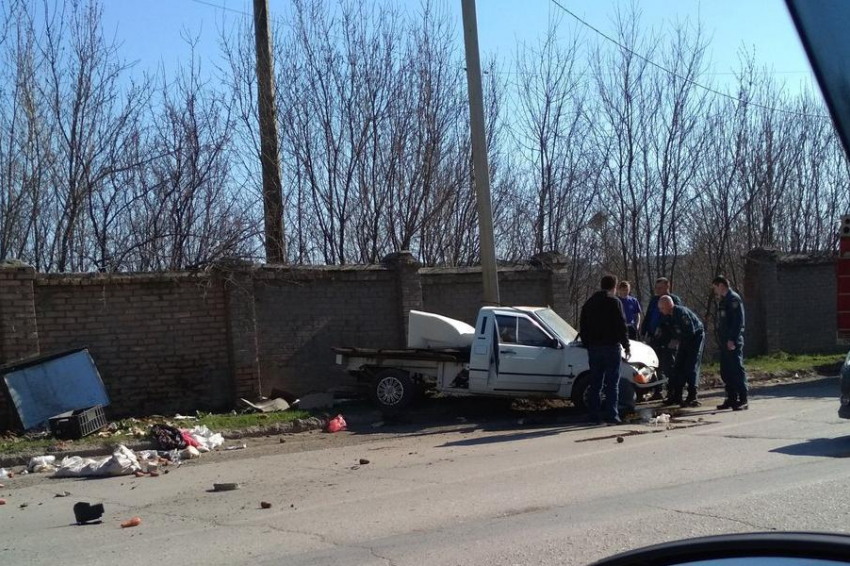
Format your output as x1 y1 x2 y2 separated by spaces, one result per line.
461 0 500 305
253 0 286 263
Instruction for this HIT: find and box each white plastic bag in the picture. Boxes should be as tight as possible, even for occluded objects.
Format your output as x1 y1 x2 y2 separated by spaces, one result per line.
53 445 141 478
27 455 57 473
187 425 224 453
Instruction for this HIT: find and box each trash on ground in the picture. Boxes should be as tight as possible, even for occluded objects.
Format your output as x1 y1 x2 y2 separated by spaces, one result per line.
293 392 334 410
1 348 110 431
173 414 196 420
187 425 224 452
73 502 105 524
181 446 201 459
0 468 10 479
49 405 108 440
121 516 142 528
0 499 6 505
55 491 71 498
616 436 625 443
27 455 57 473
359 458 370 465
225 443 247 451
648 413 671 426
54 445 140 478
19 503 28 509
150 424 187 450
260 501 272 509
327 414 347 433
212 483 240 492
239 397 291 413
350 465 360 470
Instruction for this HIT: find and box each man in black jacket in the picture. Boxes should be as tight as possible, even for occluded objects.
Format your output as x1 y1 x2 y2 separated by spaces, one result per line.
580 275 631 425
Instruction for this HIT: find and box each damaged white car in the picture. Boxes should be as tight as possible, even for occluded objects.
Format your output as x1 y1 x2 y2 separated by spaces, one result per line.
334 306 664 414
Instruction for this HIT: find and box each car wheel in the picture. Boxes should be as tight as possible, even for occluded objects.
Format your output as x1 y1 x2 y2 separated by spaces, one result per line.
571 372 591 410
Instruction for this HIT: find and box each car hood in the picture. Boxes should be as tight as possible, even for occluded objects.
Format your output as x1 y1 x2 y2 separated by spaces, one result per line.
626 340 658 368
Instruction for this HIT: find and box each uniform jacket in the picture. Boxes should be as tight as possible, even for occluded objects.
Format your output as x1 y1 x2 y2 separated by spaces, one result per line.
716 289 745 343
667 305 704 345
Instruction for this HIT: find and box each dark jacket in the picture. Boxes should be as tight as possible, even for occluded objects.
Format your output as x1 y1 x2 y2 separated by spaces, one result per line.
716 289 745 343
667 305 704 345
580 290 630 351
641 293 681 339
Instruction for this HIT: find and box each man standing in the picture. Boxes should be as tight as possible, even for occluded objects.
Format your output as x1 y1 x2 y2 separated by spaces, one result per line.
640 277 681 384
713 276 748 410
580 275 630 425
658 296 705 407
617 281 642 340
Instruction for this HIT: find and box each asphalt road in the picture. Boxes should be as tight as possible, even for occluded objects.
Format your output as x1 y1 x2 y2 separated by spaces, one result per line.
3 376 850 566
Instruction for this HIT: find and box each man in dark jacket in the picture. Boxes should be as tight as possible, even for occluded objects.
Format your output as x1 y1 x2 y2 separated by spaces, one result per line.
640 277 681 383
658 296 705 407
580 275 630 425
713 276 748 410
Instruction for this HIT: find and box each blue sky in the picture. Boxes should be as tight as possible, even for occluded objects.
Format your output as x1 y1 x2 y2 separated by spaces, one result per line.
99 0 816 93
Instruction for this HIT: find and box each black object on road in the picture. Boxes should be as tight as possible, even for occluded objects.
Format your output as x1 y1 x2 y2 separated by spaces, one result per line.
73 502 104 525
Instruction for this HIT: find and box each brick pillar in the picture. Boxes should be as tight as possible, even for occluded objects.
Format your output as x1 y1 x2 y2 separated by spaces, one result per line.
382 251 423 347
217 263 262 402
0 262 40 430
744 248 780 355
531 251 573 321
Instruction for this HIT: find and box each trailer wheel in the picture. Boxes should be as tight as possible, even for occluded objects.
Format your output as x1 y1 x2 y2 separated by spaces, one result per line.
370 369 416 414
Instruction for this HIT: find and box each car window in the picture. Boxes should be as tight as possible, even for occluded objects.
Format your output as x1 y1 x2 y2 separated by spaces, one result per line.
495 315 517 343
517 317 551 347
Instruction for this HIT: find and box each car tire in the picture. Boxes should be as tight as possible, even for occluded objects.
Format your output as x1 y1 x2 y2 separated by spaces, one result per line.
571 372 591 411
370 369 417 415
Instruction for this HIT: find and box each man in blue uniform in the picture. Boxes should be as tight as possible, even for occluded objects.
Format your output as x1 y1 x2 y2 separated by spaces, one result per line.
658 296 705 407
713 276 748 410
617 281 642 340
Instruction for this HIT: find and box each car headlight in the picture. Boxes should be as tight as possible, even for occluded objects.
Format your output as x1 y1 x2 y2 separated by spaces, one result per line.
841 395 850 407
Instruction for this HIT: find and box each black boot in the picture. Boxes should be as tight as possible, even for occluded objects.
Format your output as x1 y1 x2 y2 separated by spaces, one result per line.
717 398 736 410
682 395 701 408
732 395 749 411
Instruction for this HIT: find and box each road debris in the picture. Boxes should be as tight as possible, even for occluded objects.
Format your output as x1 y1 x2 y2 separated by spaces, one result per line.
0 468 10 479
121 516 142 528
240 397 291 413
327 414 347 433
616 436 625 443
350 465 360 471
73 502 104 524
54 445 141 478
27 455 57 473
0 499 6 505
212 483 240 492
55 491 71 498
225 443 246 451
19 503 28 509
648 413 671 426
359 458 370 465
260 501 272 509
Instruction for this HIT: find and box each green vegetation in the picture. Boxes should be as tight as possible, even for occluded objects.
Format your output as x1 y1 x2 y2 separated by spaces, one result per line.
0 437 55 455
194 409 311 431
702 351 845 376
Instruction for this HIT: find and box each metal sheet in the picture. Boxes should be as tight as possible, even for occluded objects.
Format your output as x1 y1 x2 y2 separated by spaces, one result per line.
1 349 110 430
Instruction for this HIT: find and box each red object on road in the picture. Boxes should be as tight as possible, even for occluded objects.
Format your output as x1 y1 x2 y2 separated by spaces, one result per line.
121 516 142 528
327 414 347 433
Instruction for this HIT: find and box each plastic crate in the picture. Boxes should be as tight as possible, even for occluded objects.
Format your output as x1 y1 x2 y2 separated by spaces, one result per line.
49 405 107 440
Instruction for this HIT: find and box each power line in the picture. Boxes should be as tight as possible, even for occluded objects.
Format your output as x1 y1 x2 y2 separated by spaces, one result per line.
548 0 829 120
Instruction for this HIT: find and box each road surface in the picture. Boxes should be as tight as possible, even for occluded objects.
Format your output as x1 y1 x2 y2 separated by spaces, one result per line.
2 376 849 566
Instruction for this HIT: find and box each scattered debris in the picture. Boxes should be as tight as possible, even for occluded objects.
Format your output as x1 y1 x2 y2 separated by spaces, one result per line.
224 443 247 451
0 499 6 505
240 397 291 413
326 415 347 433
19 503 28 509
27 455 57 473
260 501 272 509
173 414 196 420
54 445 141 478
121 516 142 528
616 436 625 443
293 392 334 410
73 502 105 524
279 438 286 443
0 468 10 479
212 483 240 492
187 425 224 452
55 491 71 498
648 413 671 426
181 446 201 459
134 471 145 478
149 471 160 478
350 465 360 471
359 458 370 465
150 424 187 450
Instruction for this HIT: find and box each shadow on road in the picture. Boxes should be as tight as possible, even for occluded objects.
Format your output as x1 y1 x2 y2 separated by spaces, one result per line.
749 375 838 400
770 436 850 458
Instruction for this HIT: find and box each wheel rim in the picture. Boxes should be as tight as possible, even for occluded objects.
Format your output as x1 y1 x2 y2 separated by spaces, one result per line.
377 376 404 406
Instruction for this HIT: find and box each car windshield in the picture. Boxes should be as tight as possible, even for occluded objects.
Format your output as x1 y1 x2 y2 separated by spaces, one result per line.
533 308 578 342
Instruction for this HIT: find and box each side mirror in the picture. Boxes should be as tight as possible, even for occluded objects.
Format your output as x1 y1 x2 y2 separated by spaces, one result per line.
549 338 562 349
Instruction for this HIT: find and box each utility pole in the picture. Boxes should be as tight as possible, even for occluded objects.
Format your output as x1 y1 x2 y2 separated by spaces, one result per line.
253 0 285 263
461 0 500 305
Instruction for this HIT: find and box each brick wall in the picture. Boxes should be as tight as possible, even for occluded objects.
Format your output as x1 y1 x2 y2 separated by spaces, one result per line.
33 273 232 418
744 248 841 355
